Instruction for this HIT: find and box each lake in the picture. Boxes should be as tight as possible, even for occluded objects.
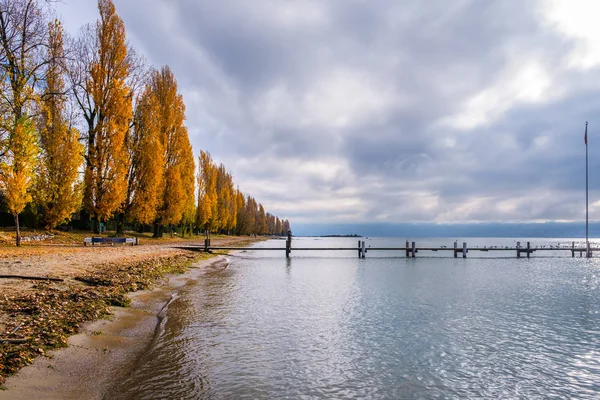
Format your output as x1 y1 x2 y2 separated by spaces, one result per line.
109 237 600 399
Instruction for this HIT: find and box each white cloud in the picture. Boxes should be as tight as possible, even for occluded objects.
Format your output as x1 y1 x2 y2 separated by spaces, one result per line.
540 0 600 69
54 0 600 226
442 61 555 130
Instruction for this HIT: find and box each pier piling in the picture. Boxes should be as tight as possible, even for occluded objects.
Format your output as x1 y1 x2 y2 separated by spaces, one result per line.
285 230 292 258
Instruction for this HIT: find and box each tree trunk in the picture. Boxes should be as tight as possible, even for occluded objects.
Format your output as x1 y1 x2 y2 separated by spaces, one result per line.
14 213 21 247
116 213 124 235
153 222 162 238
93 215 100 234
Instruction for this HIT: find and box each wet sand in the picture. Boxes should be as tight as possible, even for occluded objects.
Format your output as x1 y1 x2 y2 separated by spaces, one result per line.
0 256 226 400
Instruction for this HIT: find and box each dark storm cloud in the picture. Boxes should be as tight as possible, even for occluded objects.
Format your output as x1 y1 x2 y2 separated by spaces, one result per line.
56 0 600 223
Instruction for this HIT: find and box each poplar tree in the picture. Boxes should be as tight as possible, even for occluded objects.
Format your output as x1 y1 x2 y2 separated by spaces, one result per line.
255 203 266 235
72 0 132 233
149 66 191 237
246 196 257 235
124 83 163 226
196 150 217 231
215 163 231 232
179 137 196 236
282 219 291 235
234 189 247 235
36 20 83 229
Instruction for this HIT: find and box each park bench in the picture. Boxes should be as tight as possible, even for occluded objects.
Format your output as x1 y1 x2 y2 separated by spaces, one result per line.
83 237 139 246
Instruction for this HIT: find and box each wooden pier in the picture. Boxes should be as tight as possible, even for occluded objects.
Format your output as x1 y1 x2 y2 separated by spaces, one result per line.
177 232 596 259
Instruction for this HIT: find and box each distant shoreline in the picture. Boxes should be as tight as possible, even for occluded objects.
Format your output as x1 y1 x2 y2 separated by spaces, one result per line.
318 234 361 238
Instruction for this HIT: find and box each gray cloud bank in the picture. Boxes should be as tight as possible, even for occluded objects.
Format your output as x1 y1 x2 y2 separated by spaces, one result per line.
57 0 600 226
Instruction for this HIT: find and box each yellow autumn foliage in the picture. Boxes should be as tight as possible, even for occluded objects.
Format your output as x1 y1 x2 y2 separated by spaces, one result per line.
150 66 191 231
83 0 132 225
0 118 38 216
127 84 164 225
36 20 84 229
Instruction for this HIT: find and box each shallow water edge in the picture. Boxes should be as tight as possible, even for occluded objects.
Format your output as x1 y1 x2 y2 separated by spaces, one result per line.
0 256 227 400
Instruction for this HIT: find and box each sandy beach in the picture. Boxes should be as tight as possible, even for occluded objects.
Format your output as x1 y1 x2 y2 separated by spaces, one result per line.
0 235 254 397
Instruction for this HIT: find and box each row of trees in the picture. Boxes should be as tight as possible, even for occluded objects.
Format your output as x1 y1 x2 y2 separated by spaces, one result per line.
0 0 289 245
197 151 290 236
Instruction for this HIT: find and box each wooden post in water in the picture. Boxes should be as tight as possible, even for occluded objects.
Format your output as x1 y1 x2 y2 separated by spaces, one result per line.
411 241 416 258
527 241 531 258
362 241 366 259
285 230 292 258
405 240 410 258
454 241 458 258
462 242 467 258
359 240 363 258
572 241 575 258
517 241 521 258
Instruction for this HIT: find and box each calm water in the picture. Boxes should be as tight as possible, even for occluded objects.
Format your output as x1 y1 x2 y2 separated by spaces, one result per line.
109 237 600 399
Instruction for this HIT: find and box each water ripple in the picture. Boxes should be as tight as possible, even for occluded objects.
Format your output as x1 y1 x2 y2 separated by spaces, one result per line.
109 238 600 399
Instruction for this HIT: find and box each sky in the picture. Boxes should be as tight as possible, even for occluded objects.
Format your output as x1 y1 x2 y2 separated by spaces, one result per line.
54 0 600 233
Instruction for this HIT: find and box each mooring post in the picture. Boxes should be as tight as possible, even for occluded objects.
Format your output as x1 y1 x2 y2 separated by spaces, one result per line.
454 241 458 258
361 241 366 258
405 240 410 258
286 230 292 258
411 241 416 258
572 241 575 258
527 241 531 258
516 241 520 258
359 240 363 258
589 243 593 258
462 242 467 258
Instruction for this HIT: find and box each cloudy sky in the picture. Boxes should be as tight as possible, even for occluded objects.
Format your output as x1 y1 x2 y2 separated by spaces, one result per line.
55 0 600 228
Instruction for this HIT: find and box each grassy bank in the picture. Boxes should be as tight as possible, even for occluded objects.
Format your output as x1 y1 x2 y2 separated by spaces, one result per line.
0 250 211 388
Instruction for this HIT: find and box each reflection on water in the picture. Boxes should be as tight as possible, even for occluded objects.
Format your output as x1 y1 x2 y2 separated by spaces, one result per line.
108 238 600 399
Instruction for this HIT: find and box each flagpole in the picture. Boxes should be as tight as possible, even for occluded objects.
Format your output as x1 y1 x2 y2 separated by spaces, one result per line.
586 121 589 258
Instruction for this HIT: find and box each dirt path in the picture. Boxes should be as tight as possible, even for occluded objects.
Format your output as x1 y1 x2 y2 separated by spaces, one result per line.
0 236 254 298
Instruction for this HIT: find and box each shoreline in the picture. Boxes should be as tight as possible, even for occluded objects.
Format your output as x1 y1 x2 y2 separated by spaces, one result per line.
0 235 261 395
0 254 229 399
